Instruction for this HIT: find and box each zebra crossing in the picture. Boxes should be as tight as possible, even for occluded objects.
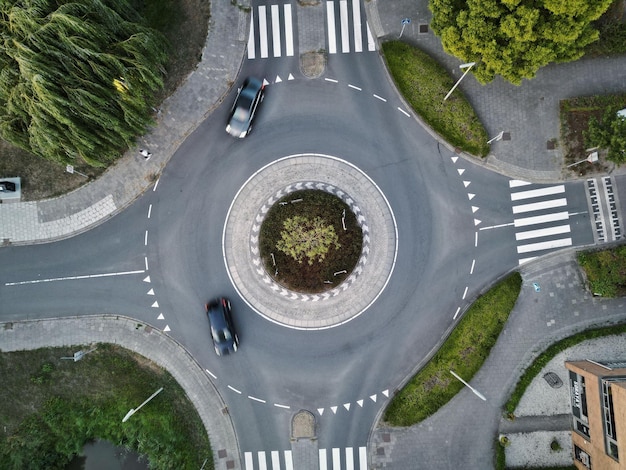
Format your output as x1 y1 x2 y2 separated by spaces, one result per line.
244 446 367 470
509 180 572 265
247 0 375 59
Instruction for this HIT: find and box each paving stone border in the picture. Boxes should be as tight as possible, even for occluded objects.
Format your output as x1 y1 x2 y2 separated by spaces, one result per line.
222 154 398 329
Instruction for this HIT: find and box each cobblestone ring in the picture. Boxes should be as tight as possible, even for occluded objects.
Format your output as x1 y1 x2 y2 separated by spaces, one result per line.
223 154 398 329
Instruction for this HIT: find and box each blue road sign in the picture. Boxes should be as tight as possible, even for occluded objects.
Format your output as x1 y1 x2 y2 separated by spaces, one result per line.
402 18 411 25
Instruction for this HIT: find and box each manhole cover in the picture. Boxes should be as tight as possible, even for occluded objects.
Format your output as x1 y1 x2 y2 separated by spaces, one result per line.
543 372 563 389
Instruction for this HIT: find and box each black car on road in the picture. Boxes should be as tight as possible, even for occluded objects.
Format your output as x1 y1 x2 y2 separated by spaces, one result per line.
226 77 264 138
205 297 239 356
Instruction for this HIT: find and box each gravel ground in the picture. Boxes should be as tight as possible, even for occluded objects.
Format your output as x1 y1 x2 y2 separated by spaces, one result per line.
503 431 572 468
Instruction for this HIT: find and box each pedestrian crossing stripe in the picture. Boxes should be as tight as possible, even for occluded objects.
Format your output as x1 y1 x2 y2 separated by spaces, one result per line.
244 447 367 470
248 0 375 60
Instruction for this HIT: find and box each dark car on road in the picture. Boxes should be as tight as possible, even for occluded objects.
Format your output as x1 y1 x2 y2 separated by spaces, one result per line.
0 181 16 192
226 77 264 138
205 297 239 356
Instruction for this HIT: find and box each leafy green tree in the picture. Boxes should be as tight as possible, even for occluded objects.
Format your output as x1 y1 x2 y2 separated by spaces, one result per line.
585 108 626 163
430 0 613 85
277 215 340 265
0 0 167 167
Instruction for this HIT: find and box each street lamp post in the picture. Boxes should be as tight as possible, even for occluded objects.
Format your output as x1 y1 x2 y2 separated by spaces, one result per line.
444 62 476 101
122 387 164 423
450 370 486 401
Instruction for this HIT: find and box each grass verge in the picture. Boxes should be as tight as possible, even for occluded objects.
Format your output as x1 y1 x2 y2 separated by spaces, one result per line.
0 344 212 470
384 272 522 426
504 322 626 416
578 245 626 297
381 40 489 158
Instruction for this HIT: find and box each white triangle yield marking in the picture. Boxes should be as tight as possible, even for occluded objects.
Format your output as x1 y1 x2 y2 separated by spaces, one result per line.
288 73 295 80
143 276 151 283
451 156 458 163
382 389 389 397
157 313 165 320
463 181 471 187
163 325 171 332
317 408 324 416
474 219 481 226
457 168 465 175
472 206 479 213
331 406 338 414
275 75 282 83
468 193 475 200
263 78 270 86
151 301 159 308
357 399 364 407
370 394 377 402
343 403 351 411
147 288 155 296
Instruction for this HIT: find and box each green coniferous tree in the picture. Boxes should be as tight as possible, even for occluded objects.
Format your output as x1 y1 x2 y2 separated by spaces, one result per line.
0 0 167 167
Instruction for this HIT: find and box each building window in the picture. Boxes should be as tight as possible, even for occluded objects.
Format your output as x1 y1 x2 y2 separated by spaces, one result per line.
570 371 590 438
574 445 592 469
601 378 625 461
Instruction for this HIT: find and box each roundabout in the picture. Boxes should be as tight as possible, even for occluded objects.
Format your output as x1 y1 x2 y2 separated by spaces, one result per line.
222 154 398 329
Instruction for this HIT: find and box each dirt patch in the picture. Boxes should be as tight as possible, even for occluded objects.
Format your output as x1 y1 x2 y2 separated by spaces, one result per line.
300 51 327 79
291 410 316 439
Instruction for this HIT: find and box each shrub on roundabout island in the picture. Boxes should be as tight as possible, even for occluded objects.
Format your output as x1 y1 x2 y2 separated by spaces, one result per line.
260 189 363 293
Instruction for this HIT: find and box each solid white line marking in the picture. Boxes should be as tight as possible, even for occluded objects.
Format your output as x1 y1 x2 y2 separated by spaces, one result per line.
352 0 362 52
271 5 281 57
512 198 567 214
462 286 468 300
247 10 255 59
470 259 475 274
511 185 565 201
333 448 341 470
284 4 294 56
227 385 242 394
325 77 338 83
245 452 254 470
373 94 386 102
284 450 294 470
517 238 572 254
509 179 531 188
453 306 460 319
205 368 217 379
475 232 478 247
248 395 266 403
398 107 410 117
348 84 362 91
479 222 515 231
515 224 571 241
518 256 538 265
359 446 367 470
6 270 145 286
144 230 148 246
259 6 268 58
319 449 328 470
144 256 149 270
153 178 159 191
340 0 349 53
346 447 354 470
147 204 152 218
271 450 280 470
327 2 336 54
513 211 569 227
274 403 290 409
258 451 267 470
367 23 375 50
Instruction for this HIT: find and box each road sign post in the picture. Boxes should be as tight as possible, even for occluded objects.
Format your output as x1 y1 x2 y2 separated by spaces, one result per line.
399 18 411 39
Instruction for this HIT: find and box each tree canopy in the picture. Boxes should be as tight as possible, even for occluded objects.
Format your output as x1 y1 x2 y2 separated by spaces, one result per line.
430 0 613 85
0 0 167 167
585 108 626 164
